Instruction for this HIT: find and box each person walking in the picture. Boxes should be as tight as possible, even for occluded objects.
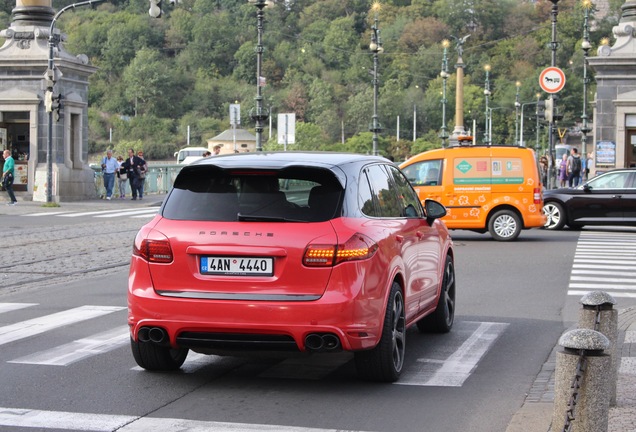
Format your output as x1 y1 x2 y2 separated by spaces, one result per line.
558 153 568 188
566 148 582 188
2 149 17 205
122 148 145 200
116 156 127 199
101 149 119 200
136 151 148 200
585 152 594 180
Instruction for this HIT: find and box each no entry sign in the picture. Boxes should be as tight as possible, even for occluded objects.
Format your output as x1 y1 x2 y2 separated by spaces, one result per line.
539 67 566 93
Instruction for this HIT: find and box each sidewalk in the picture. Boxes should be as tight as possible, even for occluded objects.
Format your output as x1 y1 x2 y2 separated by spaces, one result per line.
0 192 167 213
506 306 636 432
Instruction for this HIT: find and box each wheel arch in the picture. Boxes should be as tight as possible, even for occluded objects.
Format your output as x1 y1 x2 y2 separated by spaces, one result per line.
486 204 525 229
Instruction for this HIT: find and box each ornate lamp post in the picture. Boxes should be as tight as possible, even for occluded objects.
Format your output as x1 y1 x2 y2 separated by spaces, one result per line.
581 0 593 176
369 2 383 156
45 0 105 202
440 39 450 147
515 81 521 145
248 0 270 151
483 64 491 145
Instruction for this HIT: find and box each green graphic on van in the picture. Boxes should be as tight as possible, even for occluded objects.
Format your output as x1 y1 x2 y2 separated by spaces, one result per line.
456 160 472 173
455 177 524 185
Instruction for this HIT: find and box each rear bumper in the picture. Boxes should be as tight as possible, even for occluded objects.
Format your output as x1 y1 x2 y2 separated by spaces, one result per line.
128 259 386 352
523 211 547 228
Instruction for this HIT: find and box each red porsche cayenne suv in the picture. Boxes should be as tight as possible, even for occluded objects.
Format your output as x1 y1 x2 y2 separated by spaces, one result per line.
128 152 455 382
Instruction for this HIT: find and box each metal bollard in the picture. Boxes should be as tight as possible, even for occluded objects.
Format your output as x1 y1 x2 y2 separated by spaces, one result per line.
551 328 611 432
578 291 618 406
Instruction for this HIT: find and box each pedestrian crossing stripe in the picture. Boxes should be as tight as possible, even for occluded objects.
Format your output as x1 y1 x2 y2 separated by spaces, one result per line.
0 303 509 388
0 303 37 314
399 321 508 387
568 231 636 298
0 305 125 346
8 325 129 366
0 407 369 432
23 208 158 219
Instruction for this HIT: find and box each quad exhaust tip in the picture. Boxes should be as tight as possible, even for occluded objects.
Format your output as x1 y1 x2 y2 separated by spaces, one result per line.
304 333 341 352
138 326 168 345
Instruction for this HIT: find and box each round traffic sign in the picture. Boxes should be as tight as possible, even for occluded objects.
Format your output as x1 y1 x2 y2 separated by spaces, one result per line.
539 67 566 93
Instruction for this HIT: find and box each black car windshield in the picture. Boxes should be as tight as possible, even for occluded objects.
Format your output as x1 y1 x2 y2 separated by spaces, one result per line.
586 171 632 189
163 165 343 222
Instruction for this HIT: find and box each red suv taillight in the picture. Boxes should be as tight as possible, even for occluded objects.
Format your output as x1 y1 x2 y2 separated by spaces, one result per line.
534 187 542 204
303 233 378 267
133 239 173 263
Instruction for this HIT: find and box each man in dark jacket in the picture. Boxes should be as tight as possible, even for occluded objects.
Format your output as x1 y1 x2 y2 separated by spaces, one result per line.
122 148 145 200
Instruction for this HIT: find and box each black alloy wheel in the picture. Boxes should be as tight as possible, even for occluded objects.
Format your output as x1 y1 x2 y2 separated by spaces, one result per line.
417 254 455 333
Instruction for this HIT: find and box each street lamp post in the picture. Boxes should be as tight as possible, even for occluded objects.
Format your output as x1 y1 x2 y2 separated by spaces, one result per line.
487 107 503 144
536 93 542 162
369 2 383 156
248 0 270 152
514 81 521 145
483 64 491 145
45 0 105 203
440 39 450 147
581 0 593 176
547 0 560 189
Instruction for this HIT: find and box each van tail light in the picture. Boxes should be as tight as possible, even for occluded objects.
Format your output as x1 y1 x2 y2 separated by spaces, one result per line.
133 235 173 263
533 187 542 204
303 234 378 267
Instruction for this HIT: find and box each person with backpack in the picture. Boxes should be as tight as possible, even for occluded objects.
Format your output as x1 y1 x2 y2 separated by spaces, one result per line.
566 147 582 188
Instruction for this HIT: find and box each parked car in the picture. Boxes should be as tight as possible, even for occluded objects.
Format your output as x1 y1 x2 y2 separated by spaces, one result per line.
400 145 545 241
543 168 636 230
128 152 455 382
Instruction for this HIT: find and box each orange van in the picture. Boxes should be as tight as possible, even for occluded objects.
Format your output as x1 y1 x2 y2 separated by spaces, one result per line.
400 145 546 241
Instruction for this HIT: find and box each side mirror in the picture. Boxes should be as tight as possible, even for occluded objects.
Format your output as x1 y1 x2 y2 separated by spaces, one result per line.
424 199 447 224
583 184 592 192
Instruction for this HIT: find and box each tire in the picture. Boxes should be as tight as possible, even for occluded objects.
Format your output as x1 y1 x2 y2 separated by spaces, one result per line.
417 255 455 334
130 338 188 371
488 210 521 241
543 202 566 230
354 282 405 382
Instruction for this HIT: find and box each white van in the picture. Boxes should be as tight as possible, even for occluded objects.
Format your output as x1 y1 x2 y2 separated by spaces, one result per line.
175 147 209 164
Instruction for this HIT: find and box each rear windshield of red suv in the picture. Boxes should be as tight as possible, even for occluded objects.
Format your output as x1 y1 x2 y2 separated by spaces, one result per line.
162 165 343 222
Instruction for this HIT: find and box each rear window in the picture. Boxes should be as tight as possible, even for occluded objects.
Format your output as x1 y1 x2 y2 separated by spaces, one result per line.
163 166 343 222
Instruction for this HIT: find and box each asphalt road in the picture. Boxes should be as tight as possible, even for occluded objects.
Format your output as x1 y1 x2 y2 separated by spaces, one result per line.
0 204 634 432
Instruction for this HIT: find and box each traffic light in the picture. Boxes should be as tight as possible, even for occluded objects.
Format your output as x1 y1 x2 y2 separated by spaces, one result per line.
544 97 554 122
149 0 161 18
51 93 62 122
536 100 545 117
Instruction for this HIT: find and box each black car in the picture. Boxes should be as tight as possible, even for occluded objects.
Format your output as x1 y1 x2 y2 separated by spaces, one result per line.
543 168 636 230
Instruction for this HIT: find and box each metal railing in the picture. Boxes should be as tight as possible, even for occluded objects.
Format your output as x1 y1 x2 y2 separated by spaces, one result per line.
92 163 184 198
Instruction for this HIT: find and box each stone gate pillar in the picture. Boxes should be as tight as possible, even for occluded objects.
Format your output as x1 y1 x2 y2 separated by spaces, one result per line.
588 0 636 172
0 0 97 201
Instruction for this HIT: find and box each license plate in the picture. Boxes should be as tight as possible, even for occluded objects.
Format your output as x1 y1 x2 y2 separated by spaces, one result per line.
200 256 273 276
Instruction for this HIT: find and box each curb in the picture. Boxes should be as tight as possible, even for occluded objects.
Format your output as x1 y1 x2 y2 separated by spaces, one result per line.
506 307 636 432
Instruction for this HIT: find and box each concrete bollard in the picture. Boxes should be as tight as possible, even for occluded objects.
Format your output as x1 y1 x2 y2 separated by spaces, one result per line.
551 328 611 432
578 291 618 406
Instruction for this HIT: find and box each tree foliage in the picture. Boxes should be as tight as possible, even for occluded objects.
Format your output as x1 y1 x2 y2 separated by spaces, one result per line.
49 0 618 160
